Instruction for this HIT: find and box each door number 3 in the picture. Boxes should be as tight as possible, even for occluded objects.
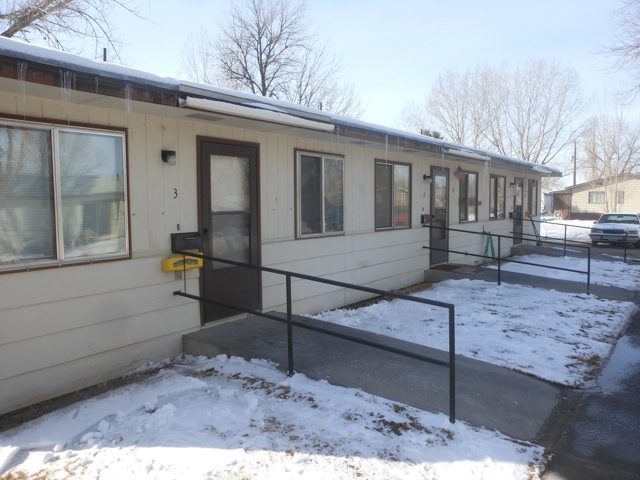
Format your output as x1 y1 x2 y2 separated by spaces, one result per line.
173 188 178 199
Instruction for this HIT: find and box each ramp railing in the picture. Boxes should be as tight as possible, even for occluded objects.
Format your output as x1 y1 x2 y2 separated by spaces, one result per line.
424 225 592 294
172 248 457 424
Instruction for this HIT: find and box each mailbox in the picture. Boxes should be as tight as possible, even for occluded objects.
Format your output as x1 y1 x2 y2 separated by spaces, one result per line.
421 214 434 226
171 232 202 253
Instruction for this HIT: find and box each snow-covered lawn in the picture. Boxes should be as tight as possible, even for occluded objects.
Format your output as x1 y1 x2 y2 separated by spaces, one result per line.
538 219 593 243
0 355 546 480
316 278 635 387
1 254 636 480
490 253 640 289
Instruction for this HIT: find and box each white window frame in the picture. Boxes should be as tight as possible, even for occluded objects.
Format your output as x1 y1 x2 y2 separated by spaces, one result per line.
588 191 605 204
0 119 129 271
295 150 344 238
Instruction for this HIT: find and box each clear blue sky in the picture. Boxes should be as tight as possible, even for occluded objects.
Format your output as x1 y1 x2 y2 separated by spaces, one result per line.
104 0 630 127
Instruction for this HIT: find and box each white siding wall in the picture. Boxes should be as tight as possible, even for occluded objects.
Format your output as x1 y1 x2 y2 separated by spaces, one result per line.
0 85 541 415
0 92 202 415
571 177 640 215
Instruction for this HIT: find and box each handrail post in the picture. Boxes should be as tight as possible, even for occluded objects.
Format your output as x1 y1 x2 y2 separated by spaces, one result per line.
563 225 567 256
497 235 502 286
449 305 456 424
286 274 294 376
624 231 628 263
587 247 591 295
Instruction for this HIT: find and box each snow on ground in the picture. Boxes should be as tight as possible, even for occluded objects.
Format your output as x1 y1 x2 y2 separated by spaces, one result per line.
316 277 635 387
489 254 640 289
1 250 637 480
0 355 546 480
538 219 593 243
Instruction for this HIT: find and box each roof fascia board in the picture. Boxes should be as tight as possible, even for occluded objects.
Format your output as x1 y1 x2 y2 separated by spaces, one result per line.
0 53 178 107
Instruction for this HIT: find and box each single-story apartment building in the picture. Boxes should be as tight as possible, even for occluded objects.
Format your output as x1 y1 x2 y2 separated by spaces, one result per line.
550 173 640 220
0 37 561 415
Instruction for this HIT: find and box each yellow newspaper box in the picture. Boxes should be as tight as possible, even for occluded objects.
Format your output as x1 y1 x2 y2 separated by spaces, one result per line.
162 254 203 272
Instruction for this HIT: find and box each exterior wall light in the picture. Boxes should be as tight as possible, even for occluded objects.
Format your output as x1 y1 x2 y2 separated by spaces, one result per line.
423 174 433 184
161 149 177 165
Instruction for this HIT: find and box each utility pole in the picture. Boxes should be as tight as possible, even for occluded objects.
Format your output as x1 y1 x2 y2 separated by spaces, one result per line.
573 140 577 186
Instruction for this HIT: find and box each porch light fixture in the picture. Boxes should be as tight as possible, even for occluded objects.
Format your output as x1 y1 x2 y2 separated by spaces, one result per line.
423 174 433 184
161 149 177 165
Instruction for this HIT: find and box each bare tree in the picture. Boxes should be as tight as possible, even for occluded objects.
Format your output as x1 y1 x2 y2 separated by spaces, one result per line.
180 0 364 117
575 107 640 213
400 67 494 148
580 108 640 183
400 60 588 166
604 0 640 97
399 98 432 136
286 40 364 117
0 0 144 62
181 27 218 85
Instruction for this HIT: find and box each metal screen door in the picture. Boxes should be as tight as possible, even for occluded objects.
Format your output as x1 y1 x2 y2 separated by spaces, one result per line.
199 140 260 323
430 167 449 265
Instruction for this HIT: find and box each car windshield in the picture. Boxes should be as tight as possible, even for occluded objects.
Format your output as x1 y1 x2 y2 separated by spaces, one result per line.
598 214 640 224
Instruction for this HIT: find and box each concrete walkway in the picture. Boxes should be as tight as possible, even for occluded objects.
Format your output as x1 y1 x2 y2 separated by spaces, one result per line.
183 247 640 478
184 313 561 442
425 244 637 302
541 306 640 480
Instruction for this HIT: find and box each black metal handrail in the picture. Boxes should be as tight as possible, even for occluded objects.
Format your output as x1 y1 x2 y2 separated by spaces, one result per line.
424 225 592 294
172 249 457 423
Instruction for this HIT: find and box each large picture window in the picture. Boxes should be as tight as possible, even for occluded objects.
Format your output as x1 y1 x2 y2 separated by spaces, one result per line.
0 121 128 270
459 171 478 222
375 160 411 229
490 175 506 220
296 151 344 237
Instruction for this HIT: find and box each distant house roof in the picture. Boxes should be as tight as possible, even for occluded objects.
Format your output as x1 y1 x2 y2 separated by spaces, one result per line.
550 173 640 194
0 37 562 177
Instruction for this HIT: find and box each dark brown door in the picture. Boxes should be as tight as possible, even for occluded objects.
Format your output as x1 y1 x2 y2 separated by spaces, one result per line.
430 167 449 265
513 177 524 244
199 140 261 323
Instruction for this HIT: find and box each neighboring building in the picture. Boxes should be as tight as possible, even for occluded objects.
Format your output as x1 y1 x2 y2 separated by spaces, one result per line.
550 174 640 220
0 37 561 415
